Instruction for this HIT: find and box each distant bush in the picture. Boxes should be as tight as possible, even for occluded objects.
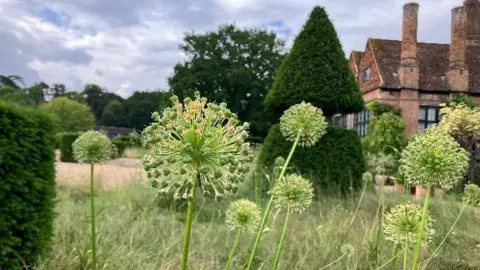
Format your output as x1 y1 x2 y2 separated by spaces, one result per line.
258 125 365 195
0 101 56 268
362 112 406 155
59 132 82 162
112 135 141 157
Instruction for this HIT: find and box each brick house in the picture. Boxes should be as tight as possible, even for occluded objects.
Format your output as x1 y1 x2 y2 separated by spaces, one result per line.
338 1 480 137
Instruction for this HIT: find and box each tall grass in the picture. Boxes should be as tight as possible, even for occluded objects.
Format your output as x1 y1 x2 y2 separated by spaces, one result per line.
37 182 480 270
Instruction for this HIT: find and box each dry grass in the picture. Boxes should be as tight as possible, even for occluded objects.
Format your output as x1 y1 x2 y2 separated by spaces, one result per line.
55 158 146 191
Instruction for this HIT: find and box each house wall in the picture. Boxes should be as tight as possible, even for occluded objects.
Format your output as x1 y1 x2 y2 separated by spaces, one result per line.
358 44 382 92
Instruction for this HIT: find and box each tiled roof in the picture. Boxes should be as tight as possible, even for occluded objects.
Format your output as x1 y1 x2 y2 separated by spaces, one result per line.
369 38 480 93
352 51 364 66
93 126 138 138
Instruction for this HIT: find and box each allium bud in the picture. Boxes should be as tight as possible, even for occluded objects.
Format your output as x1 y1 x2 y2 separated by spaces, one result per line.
400 127 469 190
72 131 112 164
383 202 435 246
270 174 314 213
142 92 252 200
462 184 480 207
362 172 373 183
225 199 261 232
280 102 327 147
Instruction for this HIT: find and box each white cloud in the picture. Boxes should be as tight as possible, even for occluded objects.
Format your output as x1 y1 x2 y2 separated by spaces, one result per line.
0 0 464 97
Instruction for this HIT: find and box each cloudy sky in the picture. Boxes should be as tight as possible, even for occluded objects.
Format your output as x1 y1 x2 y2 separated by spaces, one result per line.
0 0 461 97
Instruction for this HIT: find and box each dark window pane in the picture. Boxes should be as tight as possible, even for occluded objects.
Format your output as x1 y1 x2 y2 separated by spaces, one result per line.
419 107 426 121
427 108 436 121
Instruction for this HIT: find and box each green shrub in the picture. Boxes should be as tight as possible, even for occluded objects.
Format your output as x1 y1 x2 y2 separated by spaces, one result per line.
362 112 406 155
112 135 141 156
59 132 82 162
0 101 56 268
265 6 363 118
258 125 365 195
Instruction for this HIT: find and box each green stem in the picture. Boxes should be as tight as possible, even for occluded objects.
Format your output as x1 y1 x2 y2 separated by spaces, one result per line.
411 183 433 270
225 229 243 270
375 248 403 270
90 164 97 270
391 245 400 270
319 253 348 270
350 177 368 226
246 133 301 270
403 235 409 270
181 173 198 270
272 210 291 270
422 203 467 269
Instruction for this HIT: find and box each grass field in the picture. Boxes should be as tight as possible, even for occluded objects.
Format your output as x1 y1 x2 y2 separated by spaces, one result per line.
37 174 480 270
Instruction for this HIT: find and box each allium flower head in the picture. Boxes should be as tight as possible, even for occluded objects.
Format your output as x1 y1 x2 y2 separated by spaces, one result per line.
141 92 253 200
341 244 355 258
280 102 327 147
270 174 314 213
225 199 261 232
362 172 373 183
462 184 480 207
400 127 469 190
383 202 435 246
73 131 112 164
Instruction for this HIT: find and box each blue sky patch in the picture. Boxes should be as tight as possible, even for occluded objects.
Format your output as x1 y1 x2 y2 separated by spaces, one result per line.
40 8 71 27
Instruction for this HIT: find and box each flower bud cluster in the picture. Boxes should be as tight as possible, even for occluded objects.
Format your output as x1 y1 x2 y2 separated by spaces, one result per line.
142 91 253 200
73 131 112 164
270 174 314 213
225 199 261 232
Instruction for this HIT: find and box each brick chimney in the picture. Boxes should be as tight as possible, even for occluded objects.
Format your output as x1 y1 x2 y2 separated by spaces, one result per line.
399 3 420 89
465 0 480 46
447 6 469 91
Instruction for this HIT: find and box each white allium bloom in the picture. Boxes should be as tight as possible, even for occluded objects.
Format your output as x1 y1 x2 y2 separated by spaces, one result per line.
225 199 261 232
280 102 327 147
270 174 314 213
73 131 112 164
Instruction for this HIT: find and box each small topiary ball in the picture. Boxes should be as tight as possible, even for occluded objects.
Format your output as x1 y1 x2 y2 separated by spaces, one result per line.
400 127 469 190
280 101 327 147
270 174 314 213
225 199 261 232
383 202 435 247
73 131 112 164
463 184 480 207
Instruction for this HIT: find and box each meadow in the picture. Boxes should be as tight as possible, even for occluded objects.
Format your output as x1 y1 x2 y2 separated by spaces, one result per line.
36 163 480 270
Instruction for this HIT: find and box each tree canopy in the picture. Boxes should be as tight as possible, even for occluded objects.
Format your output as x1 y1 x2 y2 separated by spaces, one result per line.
83 84 123 122
101 100 127 127
41 97 95 132
169 24 286 141
265 6 364 117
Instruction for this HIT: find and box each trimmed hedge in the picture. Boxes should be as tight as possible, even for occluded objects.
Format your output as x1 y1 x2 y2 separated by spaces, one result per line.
0 101 56 268
112 135 141 156
59 132 82 162
258 125 365 195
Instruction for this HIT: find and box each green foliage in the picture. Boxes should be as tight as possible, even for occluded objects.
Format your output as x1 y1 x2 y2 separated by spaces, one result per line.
83 84 123 122
462 184 480 207
169 24 285 141
125 91 169 130
0 75 24 88
265 6 363 118
448 93 477 108
41 97 95 132
59 132 82 162
112 135 142 156
367 100 401 117
101 100 127 127
0 101 56 268
0 85 35 106
366 152 397 175
259 125 365 194
362 112 406 155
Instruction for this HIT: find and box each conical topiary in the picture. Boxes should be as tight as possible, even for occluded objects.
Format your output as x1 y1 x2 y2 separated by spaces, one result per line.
265 6 363 117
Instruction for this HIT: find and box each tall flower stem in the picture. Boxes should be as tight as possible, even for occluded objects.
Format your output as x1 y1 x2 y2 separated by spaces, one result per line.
391 245 399 270
411 183 432 270
403 235 409 270
375 248 403 270
272 209 291 270
319 253 348 270
422 203 467 269
181 173 198 270
89 164 97 270
225 229 243 270
246 133 301 270
350 177 369 226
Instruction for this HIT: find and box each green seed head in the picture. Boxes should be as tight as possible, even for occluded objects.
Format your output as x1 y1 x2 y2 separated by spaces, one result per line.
400 127 469 190
72 131 112 164
340 244 355 258
362 172 373 184
383 202 435 246
280 102 327 147
225 199 261 232
270 174 314 213
462 184 480 206
142 92 252 200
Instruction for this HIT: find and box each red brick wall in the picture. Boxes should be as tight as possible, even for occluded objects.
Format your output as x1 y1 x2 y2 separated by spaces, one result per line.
359 43 382 92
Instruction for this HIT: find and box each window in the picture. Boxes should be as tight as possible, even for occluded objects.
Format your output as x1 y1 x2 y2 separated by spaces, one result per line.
418 106 441 132
363 67 372 82
354 110 370 137
333 114 348 128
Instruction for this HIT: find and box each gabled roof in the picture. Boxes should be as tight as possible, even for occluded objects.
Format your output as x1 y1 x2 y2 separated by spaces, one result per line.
352 51 364 66
368 38 480 93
